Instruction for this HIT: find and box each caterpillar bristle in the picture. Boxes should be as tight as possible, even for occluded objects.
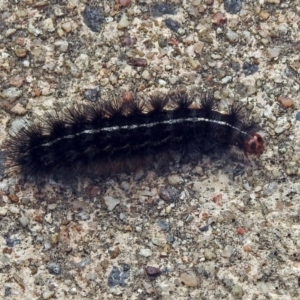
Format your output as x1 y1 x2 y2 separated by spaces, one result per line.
227 103 247 126
199 93 216 114
148 94 169 111
124 98 145 116
168 90 194 110
102 98 124 118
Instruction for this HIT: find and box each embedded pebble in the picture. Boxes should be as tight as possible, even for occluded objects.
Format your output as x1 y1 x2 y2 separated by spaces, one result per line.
212 12 227 25
221 76 232 84
5 236 20 247
108 266 130 287
10 103 27 115
164 19 180 32
242 62 259 76
86 272 97 281
277 96 294 108
263 182 278 196
226 29 239 43
4 287 11 297
180 272 199 287
83 87 100 102
104 196 120 211
13 273 25 289
193 41 204 53
19 215 29 227
151 237 165 247
158 79 167 85
9 206 20 214
224 0 242 14
65 60 81 77
167 174 183 186
118 14 130 29
9 75 25 87
259 11 270 20
82 5 104 32
0 207 7 216
73 257 92 269
42 290 55 300
157 220 170 232
119 0 131 7
231 284 244 298
0 87 22 102
142 70 151 80
139 248 152 257
204 249 216 260
43 18 55 32
267 47 281 58
14 48 27 58
159 186 180 201
145 266 161 277
127 58 147 67
54 40 69 52
61 21 72 32
48 262 61 275
151 3 176 17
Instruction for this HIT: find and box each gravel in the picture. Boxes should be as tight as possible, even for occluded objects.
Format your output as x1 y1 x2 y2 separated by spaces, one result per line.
1 0 300 299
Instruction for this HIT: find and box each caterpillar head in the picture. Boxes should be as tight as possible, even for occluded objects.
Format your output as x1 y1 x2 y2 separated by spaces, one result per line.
244 133 264 156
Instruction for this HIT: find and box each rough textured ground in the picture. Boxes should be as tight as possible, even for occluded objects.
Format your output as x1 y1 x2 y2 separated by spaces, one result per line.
0 0 300 299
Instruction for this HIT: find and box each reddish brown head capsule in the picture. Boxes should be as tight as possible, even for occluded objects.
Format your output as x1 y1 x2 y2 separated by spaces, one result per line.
244 133 264 155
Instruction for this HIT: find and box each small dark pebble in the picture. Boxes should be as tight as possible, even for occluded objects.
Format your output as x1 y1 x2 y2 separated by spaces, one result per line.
122 263 130 272
145 266 162 277
48 262 61 275
151 3 177 17
120 34 137 47
197 266 211 278
4 287 11 297
159 185 180 202
4 235 20 247
298 277 300 287
231 61 240 72
164 18 181 32
284 66 298 78
82 5 104 33
296 112 300 121
223 278 234 289
158 37 168 48
83 87 100 102
166 234 174 243
157 219 170 232
223 0 242 14
200 225 209 232
242 62 259 76
0 151 6 181
233 163 245 177
127 58 147 67
108 266 130 287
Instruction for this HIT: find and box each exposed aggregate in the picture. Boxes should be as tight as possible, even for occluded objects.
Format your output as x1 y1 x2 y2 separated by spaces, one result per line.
0 0 300 299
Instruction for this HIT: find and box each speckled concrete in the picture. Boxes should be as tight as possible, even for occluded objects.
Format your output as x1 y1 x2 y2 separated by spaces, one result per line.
0 1 300 299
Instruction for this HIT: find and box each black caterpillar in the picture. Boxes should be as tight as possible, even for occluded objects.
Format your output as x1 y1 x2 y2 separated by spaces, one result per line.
5 90 264 180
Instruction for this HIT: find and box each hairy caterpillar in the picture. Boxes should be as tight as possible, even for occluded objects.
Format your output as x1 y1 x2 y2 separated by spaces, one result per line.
5 90 264 180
